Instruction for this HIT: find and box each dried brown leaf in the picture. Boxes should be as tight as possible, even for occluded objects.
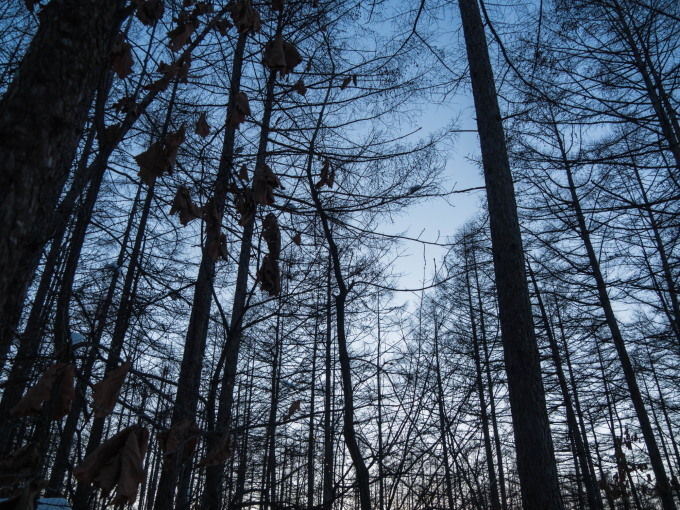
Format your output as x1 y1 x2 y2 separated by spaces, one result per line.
135 125 185 185
262 213 280 260
10 363 74 420
340 76 351 90
170 186 202 226
291 79 307 96
292 232 301 246
252 164 280 206
198 434 232 467
110 34 134 79
285 399 301 420
168 20 197 52
233 188 256 226
91 361 130 419
229 0 261 34
133 0 165 26
315 159 335 189
195 112 210 138
0 443 39 487
263 37 302 77
271 0 284 12
257 255 280 296
238 164 249 181
158 418 200 470
214 18 234 36
227 92 251 130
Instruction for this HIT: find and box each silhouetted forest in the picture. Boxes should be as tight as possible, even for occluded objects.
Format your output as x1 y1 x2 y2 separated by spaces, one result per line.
0 1 678 509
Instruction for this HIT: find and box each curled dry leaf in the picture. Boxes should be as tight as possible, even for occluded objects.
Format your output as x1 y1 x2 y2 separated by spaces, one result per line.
142 74 171 93
238 164 249 181
252 164 281 206
233 187 256 227
133 0 165 26
10 362 74 420
193 1 214 15
91 361 130 419
158 418 200 470
110 34 134 79
195 112 210 138
257 254 280 296
229 0 261 34
135 125 185 185
271 0 284 12
198 434 232 467
292 232 301 246
291 79 307 96
227 92 251 130
262 37 302 77
203 200 227 262
168 18 198 52
352 74 358 86
0 443 39 487
315 159 335 188
262 213 281 260
285 399 301 420
112 96 138 115
214 18 234 36
75 425 149 506
170 186 202 226
158 53 192 83
339 76 352 90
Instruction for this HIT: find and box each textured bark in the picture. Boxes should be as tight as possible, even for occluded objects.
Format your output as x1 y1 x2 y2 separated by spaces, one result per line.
456 0 564 508
0 0 124 326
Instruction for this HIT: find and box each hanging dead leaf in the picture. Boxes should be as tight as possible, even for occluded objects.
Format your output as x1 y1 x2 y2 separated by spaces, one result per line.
291 79 307 96
158 418 200 470
271 0 284 12
157 53 192 83
133 0 165 26
263 37 302 77
112 96 138 115
214 18 234 36
198 434 232 467
75 425 149 506
262 213 281 260
110 34 134 79
23 0 41 12
193 1 213 15
91 361 130 419
0 443 39 487
292 232 301 246
170 186 202 225
257 255 280 296
315 159 335 188
168 19 198 52
10 362 74 420
285 400 301 420
252 164 281 206
352 74 358 86
195 112 210 138
229 0 261 34
227 92 251 130
339 76 351 90
142 74 171 93
203 200 227 262
233 188 256 226
135 125 185 185
238 164 249 181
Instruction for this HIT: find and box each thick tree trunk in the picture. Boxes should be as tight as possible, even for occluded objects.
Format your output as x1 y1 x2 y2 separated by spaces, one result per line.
0 0 125 325
456 1 564 508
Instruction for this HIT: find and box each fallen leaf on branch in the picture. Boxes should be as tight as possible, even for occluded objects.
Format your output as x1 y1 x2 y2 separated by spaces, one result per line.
168 19 198 52
315 159 335 188
135 125 185 185
158 418 200 470
227 92 251 129
257 255 280 296
133 0 165 26
285 400 301 420
291 79 307 96
233 188 256 226
170 186 202 226
292 232 301 246
252 164 280 206
339 76 351 90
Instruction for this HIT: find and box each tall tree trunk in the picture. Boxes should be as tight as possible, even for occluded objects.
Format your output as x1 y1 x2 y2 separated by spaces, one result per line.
0 0 125 326
553 120 677 510
527 262 604 510
455 1 564 507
